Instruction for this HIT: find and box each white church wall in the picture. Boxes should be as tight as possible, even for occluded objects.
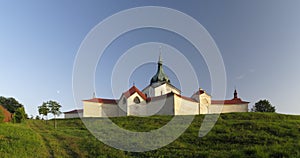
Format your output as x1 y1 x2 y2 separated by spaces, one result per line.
154 84 167 96
64 112 83 119
83 101 101 117
200 93 211 114
101 104 120 117
126 93 146 106
118 96 128 116
128 103 148 116
209 104 248 114
142 86 154 97
147 95 175 115
165 84 180 95
174 95 199 115
128 94 175 116
126 93 146 116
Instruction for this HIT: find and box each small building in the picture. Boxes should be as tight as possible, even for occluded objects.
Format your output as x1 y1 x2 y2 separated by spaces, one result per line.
63 109 83 118
0 105 12 122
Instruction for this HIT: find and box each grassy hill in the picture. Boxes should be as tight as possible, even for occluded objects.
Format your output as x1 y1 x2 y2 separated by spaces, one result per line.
0 113 299 157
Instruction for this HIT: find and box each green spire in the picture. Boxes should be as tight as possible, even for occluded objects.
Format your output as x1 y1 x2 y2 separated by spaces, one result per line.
150 54 170 84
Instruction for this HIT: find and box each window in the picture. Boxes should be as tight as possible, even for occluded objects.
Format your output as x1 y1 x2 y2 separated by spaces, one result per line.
123 98 126 104
133 97 140 104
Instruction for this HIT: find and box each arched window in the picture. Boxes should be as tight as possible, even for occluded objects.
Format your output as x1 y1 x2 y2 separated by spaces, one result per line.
133 96 140 104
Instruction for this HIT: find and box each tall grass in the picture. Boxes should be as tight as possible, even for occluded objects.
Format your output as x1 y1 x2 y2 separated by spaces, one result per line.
0 113 299 157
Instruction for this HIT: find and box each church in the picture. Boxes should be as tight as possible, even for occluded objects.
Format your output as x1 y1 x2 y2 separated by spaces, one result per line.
80 56 249 118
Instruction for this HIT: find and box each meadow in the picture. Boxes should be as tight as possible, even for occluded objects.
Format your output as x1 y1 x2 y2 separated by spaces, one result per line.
0 113 299 157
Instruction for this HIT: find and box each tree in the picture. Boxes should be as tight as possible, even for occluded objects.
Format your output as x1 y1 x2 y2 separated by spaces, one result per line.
0 96 23 113
38 102 49 121
13 107 27 123
0 109 4 123
251 99 276 112
47 100 62 129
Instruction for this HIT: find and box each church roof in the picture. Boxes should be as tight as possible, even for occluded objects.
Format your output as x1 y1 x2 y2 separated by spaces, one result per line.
83 98 118 104
174 93 198 103
150 55 170 84
211 89 249 105
211 98 250 105
64 109 83 114
142 82 181 93
123 86 147 100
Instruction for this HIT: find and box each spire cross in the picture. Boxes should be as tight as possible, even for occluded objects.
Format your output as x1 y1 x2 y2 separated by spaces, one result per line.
158 46 162 64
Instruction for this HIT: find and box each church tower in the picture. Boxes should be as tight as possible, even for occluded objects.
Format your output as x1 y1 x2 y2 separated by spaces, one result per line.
142 54 180 97
150 54 170 84
234 89 238 99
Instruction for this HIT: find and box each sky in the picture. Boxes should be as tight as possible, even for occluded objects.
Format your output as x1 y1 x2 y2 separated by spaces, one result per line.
1 0 300 117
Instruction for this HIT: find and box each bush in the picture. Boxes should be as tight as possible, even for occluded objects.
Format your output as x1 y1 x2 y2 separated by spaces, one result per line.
13 107 27 123
0 109 4 123
251 99 276 112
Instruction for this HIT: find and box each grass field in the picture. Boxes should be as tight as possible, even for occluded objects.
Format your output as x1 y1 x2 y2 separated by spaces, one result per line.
0 113 299 157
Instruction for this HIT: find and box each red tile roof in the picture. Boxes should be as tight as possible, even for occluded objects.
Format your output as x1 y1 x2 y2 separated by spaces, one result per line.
64 109 83 114
83 98 118 104
83 87 249 106
145 92 174 102
211 98 249 105
175 93 198 103
123 86 147 100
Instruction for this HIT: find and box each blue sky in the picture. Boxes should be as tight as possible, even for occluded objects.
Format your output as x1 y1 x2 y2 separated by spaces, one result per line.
1 0 300 117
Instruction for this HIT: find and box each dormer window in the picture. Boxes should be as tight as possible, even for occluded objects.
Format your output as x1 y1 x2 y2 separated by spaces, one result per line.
133 96 140 104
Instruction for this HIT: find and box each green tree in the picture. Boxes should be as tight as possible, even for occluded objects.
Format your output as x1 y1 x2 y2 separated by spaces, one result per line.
47 100 62 129
13 107 27 123
251 99 276 112
0 96 23 113
38 102 49 121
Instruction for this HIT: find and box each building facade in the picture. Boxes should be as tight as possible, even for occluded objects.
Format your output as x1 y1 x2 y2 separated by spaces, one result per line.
82 56 249 117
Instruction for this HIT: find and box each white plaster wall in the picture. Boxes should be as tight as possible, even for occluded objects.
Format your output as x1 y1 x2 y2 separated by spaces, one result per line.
128 103 148 116
153 83 180 97
142 86 154 97
200 93 211 114
126 92 146 116
165 84 180 95
154 84 167 96
118 96 128 116
101 104 120 117
147 95 174 115
174 95 199 115
64 112 83 119
128 94 175 116
209 104 248 114
200 104 208 114
83 101 101 117
143 83 180 97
